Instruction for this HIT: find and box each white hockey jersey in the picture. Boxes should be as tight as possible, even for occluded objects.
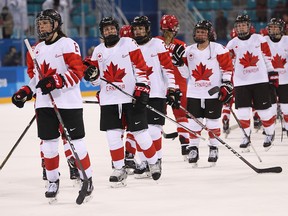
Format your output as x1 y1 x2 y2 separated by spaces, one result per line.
28 37 84 109
91 37 150 106
226 34 274 87
182 42 233 99
138 37 175 98
264 35 288 85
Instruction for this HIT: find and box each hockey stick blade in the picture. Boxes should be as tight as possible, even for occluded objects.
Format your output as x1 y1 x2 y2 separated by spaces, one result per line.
256 166 282 174
163 132 178 139
76 180 89 205
83 100 99 104
208 86 220 96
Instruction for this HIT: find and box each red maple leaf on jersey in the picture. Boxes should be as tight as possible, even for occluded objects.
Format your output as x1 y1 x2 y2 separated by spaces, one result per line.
146 66 153 77
103 62 126 82
192 63 213 81
40 60 57 77
272 54 287 69
239 52 259 68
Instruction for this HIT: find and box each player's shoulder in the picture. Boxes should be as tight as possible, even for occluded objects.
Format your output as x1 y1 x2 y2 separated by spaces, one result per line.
173 38 186 46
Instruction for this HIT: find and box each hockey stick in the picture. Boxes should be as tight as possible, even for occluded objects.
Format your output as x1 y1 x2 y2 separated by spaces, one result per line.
163 131 178 139
83 100 99 104
179 105 282 174
24 39 88 204
100 78 205 140
0 115 36 170
230 108 262 162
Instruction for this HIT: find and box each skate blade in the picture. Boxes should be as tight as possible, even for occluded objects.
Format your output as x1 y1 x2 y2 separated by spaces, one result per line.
48 197 58 205
83 195 93 203
191 162 198 168
183 155 188 161
72 178 81 187
134 172 152 179
209 162 216 167
241 147 250 153
125 168 135 175
110 180 127 188
264 143 274 152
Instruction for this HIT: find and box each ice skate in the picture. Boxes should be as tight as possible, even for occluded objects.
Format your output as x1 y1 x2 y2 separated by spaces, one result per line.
124 151 136 175
77 177 94 204
134 161 151 179
179 135 189 161
222 116 230 138
264 133 275 151
67 158 81 186
208 146 218 167
239 136 250 152
148 159 162 181
181 144 189 161
45 179 59 204
187 146 199 167
109 167 127 188
253 116 262 132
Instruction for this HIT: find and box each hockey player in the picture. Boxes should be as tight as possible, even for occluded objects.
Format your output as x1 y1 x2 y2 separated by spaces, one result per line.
12 9 93 203
172 20 234 166
156 14 191 159
129 15 179 176
226 14 278 150
26 47 80 181
265 18 288 137
83 17 161 186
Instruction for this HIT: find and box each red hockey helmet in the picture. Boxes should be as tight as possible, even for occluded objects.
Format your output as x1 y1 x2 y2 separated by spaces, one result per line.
160 15 179 33
119 25 132 37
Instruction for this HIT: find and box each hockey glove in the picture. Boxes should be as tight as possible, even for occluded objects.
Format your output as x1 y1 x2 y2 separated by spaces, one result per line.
268 71 279 88
218 81 233 104
36 74 65 95
166 88 182 109
84 65 99 81
172 44 185 67
12 85 33 108
133 83 150 110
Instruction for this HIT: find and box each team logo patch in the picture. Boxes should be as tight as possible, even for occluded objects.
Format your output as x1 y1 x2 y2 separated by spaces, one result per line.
97 52 103 62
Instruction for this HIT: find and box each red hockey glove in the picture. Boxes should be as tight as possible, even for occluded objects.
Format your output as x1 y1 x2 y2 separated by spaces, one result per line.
36 74 65 95
172 44 185 67
166 88 182 109
268 71 279 88
133 83 150 110
218 81 233 104
12 85 33 108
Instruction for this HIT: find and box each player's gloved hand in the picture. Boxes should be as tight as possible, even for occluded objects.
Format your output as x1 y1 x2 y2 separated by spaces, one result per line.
84 65 99 81
268 71 279 88
166 88 182 109
172 44 185 67
36 74 65 95
133 83 150 110
12 85 33 108
218 81 233 104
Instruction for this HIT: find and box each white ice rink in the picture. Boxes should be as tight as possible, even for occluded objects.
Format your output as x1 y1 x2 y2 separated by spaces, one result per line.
0 98 287 216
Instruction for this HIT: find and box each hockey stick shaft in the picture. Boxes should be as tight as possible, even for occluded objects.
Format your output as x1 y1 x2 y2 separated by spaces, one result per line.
179 105 282 173
100 78 205 140
0 115 36 170
83 100 99 104
230 108 262 162
24 39 88 183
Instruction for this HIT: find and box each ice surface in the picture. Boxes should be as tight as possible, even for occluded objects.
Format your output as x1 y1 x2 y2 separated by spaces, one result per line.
1 98 287 216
